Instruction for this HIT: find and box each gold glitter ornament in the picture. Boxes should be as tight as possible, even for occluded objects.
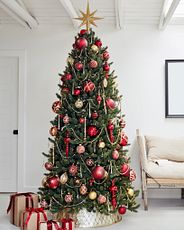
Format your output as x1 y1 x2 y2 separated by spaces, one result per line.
127 188 134 197
98 141 105 148
67 56 74 65
91 44 99 53
60 172 68 184
88 191 97 200
75 99 83 109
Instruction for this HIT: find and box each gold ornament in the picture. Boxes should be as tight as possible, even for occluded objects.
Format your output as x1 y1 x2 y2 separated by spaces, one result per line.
60 172 68 184
98 141 105 148
75 2 103 31
42 176 48 187
127 188 134 197
91 45 99 53
67 56 74 65
74 177 82 186
103 78 108 88
75 99 83 109
104 170 108 178
88 191 97 200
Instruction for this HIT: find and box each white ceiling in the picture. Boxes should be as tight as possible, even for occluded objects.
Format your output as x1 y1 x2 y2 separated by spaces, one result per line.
0 0 183 29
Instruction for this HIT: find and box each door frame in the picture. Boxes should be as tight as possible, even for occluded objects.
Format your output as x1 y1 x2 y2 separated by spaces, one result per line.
0 50 26 192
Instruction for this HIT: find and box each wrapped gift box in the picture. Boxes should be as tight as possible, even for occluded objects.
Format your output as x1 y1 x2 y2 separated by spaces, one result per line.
21 207 48 230
39 220 62 230
7 193 38 226
61 218 74 230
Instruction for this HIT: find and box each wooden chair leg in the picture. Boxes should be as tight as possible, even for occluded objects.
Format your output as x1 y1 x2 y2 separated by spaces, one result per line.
141 170 148 210
181 188 184 199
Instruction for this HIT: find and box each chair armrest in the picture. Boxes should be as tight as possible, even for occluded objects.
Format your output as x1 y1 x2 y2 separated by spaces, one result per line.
136 129 148 171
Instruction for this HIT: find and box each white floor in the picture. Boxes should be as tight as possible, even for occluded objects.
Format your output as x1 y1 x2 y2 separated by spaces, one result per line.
1 194 184 230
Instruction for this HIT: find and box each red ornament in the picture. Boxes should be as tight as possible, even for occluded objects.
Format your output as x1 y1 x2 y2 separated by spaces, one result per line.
96 94 102 105
64 131 70 157
63 114 70 124
65 73 72 80
69 164 78 176
52 101 62 113
129 170 136 181
120 118 126 128
95 39 102 47
44 162 53 171
76 144 85 154
106 98 116 110
120 163 130 176
119 133 128 146
75 62 83 71
98 195 107 204
84 81 95 93
62 87 69 93
89 60 98 68
107 120 114 142
80 29 87 35
86 158 94 167
109 179 118 209
103 51 110 60
80 184 88 195
75 37 88 49
103 62 110 72
74 88 81 96
89 178 95 186
64 193 73 203
79 117 85 124
92 166 105 180
87 125 98 137
91 111 98 119
112 149 119 160
49 126 58 136
47 176 60 189
118 206 127 215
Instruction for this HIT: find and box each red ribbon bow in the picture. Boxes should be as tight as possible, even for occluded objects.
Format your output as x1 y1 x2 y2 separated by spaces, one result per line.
109 179 118 210
7 192 34 225
61 218 73 230
23 207 47 230
47 220 62 230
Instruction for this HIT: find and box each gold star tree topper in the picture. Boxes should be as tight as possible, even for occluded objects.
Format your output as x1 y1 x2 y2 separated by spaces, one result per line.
75 2 103 31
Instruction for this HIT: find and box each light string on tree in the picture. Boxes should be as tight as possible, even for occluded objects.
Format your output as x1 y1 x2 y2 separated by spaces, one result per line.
51 196 87 208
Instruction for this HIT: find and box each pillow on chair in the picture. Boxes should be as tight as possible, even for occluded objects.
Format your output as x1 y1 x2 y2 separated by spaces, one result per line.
145 136 184 162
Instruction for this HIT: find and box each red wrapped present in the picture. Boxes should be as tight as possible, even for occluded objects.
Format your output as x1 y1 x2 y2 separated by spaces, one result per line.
39 220 63 230
7 192 38 226
61 218 74 230
21 207 48 230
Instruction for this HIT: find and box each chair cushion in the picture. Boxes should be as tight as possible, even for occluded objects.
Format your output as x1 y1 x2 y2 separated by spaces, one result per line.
147 159 184 179
145 136 184 162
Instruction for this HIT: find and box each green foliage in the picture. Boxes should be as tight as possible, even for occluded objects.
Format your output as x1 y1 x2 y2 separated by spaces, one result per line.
38 29 139 217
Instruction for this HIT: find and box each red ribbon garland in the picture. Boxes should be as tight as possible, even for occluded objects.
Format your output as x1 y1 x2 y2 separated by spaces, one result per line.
107 120 114 143
64 131 70 157
109 179 118 210
23 207 47 230
7 192 34 224
61 218 73 230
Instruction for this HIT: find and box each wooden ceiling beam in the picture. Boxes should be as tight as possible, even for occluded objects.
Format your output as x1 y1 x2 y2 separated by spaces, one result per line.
115 0 123 29
58 0 79 28
159 0 181 30
0 0 38 28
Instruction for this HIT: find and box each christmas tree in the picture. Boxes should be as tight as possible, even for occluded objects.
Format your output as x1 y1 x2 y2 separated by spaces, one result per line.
38 3 139 226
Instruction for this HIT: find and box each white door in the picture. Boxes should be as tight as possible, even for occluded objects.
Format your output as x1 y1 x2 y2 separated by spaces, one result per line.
0 57 18 192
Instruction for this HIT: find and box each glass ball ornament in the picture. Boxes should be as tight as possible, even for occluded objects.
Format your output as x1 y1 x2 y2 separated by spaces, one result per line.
88 191 97 200
64 193 73 203
79 184 88 195
75 99 83 109
60 172 68 184
92 166 105 180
